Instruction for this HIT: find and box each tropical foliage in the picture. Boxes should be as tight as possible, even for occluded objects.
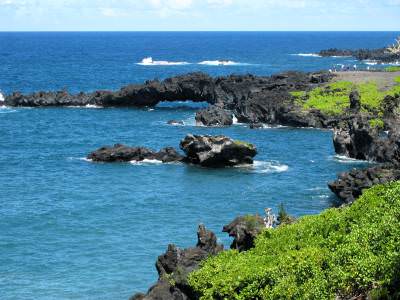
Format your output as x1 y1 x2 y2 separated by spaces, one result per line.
189 182 400 300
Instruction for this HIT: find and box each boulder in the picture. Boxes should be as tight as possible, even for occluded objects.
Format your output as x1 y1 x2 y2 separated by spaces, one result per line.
167 120 184 126
333 116 400 163
349 90 361 112
131 225 223 300
223 215 265 252
180 134 257 167
195 106 233 126
328 165 400 204
87 144 184 163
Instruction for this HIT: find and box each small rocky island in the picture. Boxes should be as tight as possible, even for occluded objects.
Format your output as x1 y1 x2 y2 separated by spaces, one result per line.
88 134 257 168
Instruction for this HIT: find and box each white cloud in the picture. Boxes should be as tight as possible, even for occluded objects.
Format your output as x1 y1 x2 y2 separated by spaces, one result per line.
207 0 233 6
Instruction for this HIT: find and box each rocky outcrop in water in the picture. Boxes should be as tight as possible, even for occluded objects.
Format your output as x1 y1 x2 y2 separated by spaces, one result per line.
195 106 233 126
88 135 258 167
333 116 400 164
130 225 223 300
180 134 257 167
328 165 400 204
87 144 184 163
4 71 335 128
222 215 265 252
318 48 400 63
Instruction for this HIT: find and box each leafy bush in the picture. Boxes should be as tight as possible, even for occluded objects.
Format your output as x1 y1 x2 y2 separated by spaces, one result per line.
189 182 400 300
291 78 400 115
385 66 400 72
369 118 385 129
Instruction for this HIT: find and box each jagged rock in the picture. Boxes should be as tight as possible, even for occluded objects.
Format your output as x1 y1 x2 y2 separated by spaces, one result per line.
328 164 400 204
180 134 257 167
87 144 184 163
333 116 400 163
249 123 264 129
4 71 334 129
223 215 265 252
318 48 400 63
195 106 233 126
349 90 361 112
131 225 223 300
167 120 184 126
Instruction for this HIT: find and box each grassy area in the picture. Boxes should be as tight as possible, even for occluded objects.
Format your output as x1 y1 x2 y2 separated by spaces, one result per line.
189 182 400 300
385 66 400 72
291 77 400 116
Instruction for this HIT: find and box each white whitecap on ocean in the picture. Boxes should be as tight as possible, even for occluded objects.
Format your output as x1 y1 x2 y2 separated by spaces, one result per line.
237 160 289 174
291 53 322 58
198 60 248 66
137 57 190 66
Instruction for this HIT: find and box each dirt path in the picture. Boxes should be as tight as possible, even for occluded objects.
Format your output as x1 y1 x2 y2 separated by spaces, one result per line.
332 71 400 91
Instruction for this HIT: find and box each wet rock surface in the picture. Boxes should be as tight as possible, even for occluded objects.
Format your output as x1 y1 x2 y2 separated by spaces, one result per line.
180 134 257 167
328 164 400 204
333 116 400 164
130 225 223 300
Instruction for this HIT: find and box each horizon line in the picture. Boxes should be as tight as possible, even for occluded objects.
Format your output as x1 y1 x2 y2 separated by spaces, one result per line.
0 30 399 33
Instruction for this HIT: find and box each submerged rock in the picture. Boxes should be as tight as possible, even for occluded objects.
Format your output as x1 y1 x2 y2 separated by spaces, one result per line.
87 144 184 163
130 225 223 300
223 215 265 252
195 105 233 126
328 165 400 204
167 120 184 126
180 134 257 167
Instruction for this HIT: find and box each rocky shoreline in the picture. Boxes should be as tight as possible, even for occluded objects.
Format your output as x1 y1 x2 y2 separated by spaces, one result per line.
318 47 400 64
3 69 400 298
4 70 400 202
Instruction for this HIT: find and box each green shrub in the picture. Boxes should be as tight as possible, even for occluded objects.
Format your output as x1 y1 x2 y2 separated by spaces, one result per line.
291 78 400 116
369 118 385 129
385 66 400 72
189 182 400 300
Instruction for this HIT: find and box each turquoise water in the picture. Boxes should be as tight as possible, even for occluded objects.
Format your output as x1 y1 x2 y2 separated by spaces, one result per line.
0 32 390 299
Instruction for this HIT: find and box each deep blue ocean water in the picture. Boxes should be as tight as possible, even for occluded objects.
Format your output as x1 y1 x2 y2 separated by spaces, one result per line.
0 32 397 299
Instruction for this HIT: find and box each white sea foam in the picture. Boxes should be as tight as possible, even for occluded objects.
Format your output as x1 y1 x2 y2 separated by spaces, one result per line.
292 53 321 58
232 115 238 124
332 155 370 164
198 60 248 66
238 161 289 174
137 57 190 66
0 91 4 103
85 104 102 108
68 157 93 162
363 60 378 66
130 159 163 165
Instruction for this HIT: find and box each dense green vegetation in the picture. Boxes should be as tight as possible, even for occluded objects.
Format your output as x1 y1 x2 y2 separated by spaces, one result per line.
291 77 400 116
189 182 400 300
385 66 400 72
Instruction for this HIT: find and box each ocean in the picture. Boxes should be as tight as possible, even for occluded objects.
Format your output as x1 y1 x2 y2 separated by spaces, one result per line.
0 32 397 299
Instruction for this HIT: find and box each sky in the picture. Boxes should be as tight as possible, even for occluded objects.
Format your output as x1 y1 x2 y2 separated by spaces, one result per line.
0 0 399 31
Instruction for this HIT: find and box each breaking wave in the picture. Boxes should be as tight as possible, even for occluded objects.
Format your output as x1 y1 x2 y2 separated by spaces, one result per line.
198 60 249 66
237 160 289 174
292 53 321 57
137 57 190 66
332 155 371 164
130 159 164 165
